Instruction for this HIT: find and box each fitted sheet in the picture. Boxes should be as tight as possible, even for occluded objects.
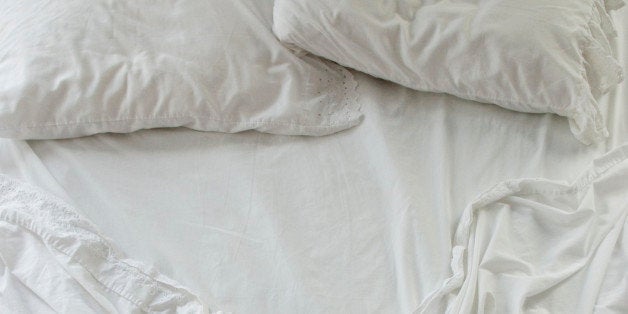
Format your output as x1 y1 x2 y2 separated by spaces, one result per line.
1 8 627 314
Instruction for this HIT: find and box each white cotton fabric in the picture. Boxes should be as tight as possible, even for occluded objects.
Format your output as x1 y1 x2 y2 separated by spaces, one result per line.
419 145 628 313
0 4 626 314
1 96 627 313
273 0 625 144
0 76 611 313
0 174 206 313
0 0 361 139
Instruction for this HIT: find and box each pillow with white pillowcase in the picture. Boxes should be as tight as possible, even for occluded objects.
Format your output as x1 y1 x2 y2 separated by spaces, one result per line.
273 0 625 144
0 0 362 139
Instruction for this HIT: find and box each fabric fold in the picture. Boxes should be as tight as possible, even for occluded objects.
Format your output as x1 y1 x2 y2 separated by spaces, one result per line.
418 144 628 313
0 175 207 313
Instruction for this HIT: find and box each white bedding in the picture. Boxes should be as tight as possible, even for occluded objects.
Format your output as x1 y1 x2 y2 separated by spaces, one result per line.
0 0 362 139
273 0 624 144
0 175 205 313
0 7 627 314
424 145 628 313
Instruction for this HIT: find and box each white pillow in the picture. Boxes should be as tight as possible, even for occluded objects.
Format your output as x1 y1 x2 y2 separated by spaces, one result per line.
273 0 624 144
0 0 361 139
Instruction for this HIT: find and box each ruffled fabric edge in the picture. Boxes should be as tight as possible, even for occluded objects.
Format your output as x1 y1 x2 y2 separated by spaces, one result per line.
415 144 628 313
316 57 363 133
568 0 624 145
0 175 207 313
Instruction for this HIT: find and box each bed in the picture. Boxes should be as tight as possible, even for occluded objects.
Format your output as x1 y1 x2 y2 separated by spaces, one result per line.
1 1 627 313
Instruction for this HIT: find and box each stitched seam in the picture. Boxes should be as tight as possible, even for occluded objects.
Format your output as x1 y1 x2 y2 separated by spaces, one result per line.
0 213 149 309
0 177 204 312
0 114 356 131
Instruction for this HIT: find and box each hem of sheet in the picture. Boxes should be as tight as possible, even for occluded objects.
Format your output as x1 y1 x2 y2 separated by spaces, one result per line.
0 174 208 313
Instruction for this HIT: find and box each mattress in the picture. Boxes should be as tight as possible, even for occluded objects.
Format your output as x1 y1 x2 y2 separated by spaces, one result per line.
1 7 627 314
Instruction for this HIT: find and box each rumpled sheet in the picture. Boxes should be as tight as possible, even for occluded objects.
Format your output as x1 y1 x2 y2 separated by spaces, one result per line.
420 145 628 313
0 175 205 313
1 144 626 313
9 84 603 313
0 5 626 314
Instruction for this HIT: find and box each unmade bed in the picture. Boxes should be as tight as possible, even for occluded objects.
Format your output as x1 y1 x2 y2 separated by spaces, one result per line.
1 1 627 313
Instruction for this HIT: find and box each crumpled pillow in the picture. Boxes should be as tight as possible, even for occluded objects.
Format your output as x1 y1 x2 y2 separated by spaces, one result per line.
0 0 362 139
273 0 624 144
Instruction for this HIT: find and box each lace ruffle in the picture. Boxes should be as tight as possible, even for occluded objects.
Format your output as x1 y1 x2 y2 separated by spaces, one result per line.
0 175 207 313
569 0 624 144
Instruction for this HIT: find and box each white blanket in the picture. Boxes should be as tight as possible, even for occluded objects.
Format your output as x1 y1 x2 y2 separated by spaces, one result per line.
0 175 205 313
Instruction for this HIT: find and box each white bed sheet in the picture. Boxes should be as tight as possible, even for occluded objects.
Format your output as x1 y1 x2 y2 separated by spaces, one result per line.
0 174 206 313
1 9 627 314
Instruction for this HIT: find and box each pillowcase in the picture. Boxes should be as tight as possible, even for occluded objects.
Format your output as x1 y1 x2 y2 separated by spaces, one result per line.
0 0 361 139
273 0 625 144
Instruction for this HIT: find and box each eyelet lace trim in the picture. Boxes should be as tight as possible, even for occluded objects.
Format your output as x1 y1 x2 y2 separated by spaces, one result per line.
299 54 362 130
568 0 625 144
0 175 207 313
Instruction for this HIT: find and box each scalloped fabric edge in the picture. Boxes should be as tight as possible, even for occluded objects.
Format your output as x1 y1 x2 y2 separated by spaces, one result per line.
0 175 208 313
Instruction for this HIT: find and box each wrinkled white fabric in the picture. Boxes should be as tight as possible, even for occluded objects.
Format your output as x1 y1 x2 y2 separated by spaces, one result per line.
2 111 626 313
0 175 206 313
0 0 361 139
419 144 628 313
594 218 628 313
0 75 608 313
273 0 624 144
0 4 626 314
